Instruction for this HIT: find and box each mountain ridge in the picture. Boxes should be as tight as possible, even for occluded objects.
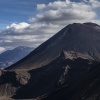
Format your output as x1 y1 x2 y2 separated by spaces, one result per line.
6 22 100 70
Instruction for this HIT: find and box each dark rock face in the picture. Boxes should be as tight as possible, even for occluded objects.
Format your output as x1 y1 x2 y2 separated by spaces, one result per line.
6 23 100 70
0 52 98 99
0 46 33 68
0 69 30 99
40 63 100 100
0 23 100 100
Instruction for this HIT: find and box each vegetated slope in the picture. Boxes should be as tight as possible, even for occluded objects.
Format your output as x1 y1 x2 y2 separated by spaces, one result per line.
6 22 100 70
0 46 33 68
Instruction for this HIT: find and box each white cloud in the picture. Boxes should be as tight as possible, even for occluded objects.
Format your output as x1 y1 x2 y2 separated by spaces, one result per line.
37 4 46 10
30 0 96 25
6 22 30 30
0 47 6 53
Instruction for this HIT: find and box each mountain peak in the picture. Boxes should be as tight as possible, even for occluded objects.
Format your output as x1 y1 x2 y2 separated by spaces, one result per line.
6 22 100 70
83 22 100 27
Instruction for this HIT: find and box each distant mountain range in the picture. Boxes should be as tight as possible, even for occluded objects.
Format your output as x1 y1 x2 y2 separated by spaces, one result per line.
0 46 34 68
0 22 100 100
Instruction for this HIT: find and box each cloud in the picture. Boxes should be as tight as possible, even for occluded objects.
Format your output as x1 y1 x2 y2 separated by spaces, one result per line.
37 0 90 10
6 22 30 30
30 0 96 25
37 4 46 10
0 23 55 49
0 0 100 50
0 47 6 53
84 0 100 8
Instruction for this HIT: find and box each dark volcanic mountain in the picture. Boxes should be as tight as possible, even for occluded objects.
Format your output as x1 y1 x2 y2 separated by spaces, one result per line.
40 63 100 100
6 22 100 70
0 22 100 100
0 46 34 69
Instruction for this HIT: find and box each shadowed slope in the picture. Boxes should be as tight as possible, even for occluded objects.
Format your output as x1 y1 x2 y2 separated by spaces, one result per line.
0 51 98 99
39 62 100 100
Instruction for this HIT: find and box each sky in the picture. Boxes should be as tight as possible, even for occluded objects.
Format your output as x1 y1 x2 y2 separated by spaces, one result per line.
0 0 100 53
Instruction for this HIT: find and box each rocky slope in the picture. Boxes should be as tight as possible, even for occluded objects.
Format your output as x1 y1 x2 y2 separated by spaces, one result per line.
40 62 100 100
0 51 98 99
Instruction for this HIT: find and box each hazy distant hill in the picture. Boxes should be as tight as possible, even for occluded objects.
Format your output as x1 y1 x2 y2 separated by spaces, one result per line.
0 46 34 68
